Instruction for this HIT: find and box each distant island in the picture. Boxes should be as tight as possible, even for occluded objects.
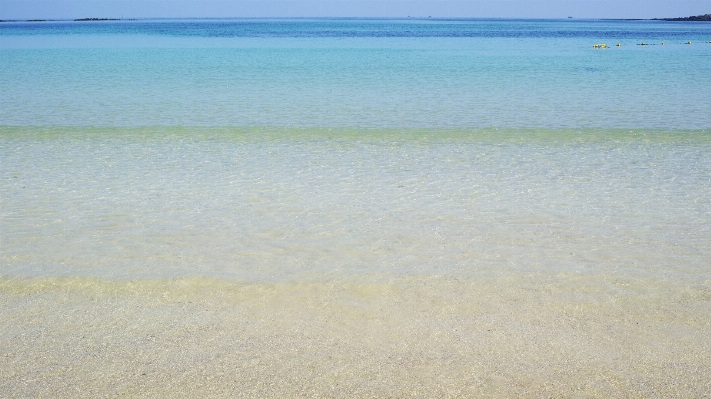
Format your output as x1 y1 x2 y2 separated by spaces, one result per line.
0 19 56 22
0 18 131 22
654 13 711 21
74 18 121 21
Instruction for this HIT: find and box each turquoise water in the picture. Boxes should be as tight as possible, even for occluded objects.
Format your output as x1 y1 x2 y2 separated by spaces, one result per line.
2 19 711 128
1 19 711 397
2 19 710 281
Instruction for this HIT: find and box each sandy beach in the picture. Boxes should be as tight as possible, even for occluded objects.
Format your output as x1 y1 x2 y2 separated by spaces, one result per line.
2 273 710 397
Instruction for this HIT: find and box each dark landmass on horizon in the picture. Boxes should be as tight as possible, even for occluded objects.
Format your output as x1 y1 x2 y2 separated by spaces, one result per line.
74 18 121 21
0 18 133 22
603 13 711 21
654 13 711 21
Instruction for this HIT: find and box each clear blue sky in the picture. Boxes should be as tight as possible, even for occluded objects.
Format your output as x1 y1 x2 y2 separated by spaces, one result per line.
1 0 709 20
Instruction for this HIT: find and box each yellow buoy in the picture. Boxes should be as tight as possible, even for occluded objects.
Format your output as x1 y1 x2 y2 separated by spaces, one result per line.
687 41 692 44
661 42 664 45
617 43 620 46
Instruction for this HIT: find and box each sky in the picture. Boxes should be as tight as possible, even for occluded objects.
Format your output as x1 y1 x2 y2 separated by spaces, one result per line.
1 0 710 20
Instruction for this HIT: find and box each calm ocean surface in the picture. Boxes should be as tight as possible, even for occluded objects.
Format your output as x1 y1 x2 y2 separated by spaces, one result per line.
2 19 711 128
1 19 711 397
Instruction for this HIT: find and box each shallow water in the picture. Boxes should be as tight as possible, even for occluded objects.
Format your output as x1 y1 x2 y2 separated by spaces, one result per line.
1 19 711 397
2 127 711 282
2 126 710 396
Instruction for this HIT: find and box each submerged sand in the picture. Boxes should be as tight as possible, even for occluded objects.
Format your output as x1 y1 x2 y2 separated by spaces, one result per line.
2 128 711 397
1 273 709 398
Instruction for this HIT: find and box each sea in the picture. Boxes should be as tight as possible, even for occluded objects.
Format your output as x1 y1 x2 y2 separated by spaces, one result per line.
1 19 710 397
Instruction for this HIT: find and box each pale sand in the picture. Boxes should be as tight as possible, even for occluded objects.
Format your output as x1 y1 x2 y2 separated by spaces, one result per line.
1 273 710 398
